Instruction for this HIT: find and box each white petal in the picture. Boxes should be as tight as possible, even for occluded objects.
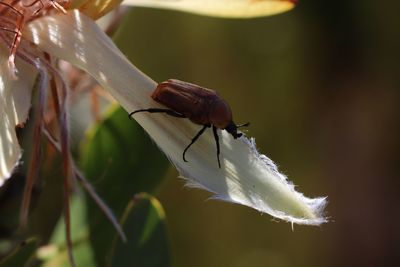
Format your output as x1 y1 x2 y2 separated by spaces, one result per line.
0 48 36 185
122 0 295 18
25 11 327 225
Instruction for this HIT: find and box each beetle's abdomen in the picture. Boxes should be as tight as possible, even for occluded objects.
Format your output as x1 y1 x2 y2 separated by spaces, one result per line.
152 79 218 125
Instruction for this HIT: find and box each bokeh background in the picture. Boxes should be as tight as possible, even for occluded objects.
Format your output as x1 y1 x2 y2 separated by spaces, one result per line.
114 1 399 267
1 1 399 266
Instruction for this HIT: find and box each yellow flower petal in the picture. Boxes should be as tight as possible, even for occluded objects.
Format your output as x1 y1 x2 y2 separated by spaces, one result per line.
25 11 326 225
122 0 296 18
74 0 123 19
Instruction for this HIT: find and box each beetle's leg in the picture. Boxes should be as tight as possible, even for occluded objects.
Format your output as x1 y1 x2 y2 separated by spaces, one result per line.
129 108 186 119
183 124 209 163
212 126 221 168
234 122 250 138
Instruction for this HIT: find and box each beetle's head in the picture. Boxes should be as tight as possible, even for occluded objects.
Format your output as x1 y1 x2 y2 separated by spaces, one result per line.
225 122 250 139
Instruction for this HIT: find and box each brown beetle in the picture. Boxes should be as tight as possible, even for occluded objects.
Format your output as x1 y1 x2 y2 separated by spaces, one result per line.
129 79 249 168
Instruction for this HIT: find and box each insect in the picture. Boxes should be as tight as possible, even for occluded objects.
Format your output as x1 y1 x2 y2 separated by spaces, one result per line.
129 79 249 168
0 0 69 74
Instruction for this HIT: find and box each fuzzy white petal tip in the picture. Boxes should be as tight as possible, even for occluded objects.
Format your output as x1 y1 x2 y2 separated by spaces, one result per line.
175 133 327 225
27 11 327 225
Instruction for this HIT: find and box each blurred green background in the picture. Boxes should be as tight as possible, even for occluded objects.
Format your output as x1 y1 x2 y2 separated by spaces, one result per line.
1 0 399 266
113 1 399 267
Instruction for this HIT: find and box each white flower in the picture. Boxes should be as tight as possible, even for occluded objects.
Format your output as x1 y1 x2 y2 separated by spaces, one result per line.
0 50 36 186
0 0 327 226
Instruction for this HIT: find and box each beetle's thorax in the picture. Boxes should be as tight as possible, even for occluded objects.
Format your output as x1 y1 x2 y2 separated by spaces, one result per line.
208 98 233 129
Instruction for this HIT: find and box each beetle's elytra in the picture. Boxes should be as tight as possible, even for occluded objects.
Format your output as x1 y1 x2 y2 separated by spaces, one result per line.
129 79 249 168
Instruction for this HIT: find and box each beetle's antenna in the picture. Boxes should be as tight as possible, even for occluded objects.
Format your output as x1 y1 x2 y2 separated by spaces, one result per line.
183 125 209 163
237 122 250 128
212 126 221 168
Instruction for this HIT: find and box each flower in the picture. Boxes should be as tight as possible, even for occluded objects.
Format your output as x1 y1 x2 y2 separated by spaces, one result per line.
122 0 297 18
1 0 326 234
0 50 36 186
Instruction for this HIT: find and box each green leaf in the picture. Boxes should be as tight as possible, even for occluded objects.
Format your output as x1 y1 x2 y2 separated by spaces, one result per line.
0 238 38 267
49 195 88 246
109 194 170 267
37 241 95 267
81 105 169 266
37 195 95 267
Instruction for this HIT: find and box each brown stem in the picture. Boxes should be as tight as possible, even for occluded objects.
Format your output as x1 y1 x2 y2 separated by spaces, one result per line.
40 57 126 242
45 53 76 267
42 126 126 242
19 58 47 229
